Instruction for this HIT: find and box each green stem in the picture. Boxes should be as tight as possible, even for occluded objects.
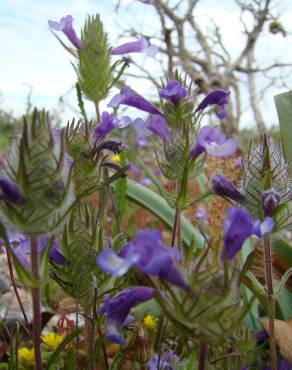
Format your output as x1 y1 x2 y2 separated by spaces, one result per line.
30 237 42 370
263 233 276 370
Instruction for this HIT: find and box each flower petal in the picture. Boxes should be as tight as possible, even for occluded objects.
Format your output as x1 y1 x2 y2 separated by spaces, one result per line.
205 138 237 157
96 248 138 276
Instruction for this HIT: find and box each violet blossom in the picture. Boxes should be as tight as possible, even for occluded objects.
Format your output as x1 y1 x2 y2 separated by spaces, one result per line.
145 114 171 143
48 15 83 50
190 126 237 158
261 188 281 215
97 229 187 290
108 85 161 115
0 178 23 204
111 37 158 57
93 112 118 139
100 287 154 344
196 89 230 119
221 207 274 260
147 351 179 370
211 174 245 203
159 80 187 106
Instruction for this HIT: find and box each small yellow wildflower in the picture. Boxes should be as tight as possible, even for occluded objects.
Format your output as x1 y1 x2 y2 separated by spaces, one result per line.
41 332 64 349
143 314 157 330
111 154 121 162
18 347 35 363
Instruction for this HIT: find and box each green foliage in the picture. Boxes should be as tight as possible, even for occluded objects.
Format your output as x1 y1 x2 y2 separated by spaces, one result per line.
77 15 112 103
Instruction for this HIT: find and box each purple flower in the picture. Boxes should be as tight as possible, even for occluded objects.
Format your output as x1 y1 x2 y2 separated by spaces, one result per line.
196 90 230 119
195 206 208 221
97 229 187 290
221 207 254 260
147 351 179 370
159 80 187 106
48 15 83 50
108 86 161 115
222 207 275 260
278 359 292 370
111 37 158 57
145 114 170 142
261 188 281 215
100 287 154 344
190 126 237 158
253 330 269 341
234 156 243 168
93 112 118 139
0 178 23 204
128 164 141 175
211 174 245 203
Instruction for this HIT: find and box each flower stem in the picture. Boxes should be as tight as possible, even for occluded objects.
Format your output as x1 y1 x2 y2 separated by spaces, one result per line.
5 248 32 338
171 207 180 247
263 233 276 370
30 237 42 370
198 341 208 370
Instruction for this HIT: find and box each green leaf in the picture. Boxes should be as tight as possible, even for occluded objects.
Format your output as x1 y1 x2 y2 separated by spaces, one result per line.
245 271 266 300
274 91 292 176
137 158 167 197
75 82 88 121
39 237 54 279
275 267 292 298
45 329 81 370
272 238 292 268
125 180 204 248
0 222 38 287
66 347 75 370
86 335 106 370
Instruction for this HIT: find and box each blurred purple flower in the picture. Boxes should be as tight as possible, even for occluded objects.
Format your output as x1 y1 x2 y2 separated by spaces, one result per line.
196 90 230 119
48 15 83 50
145 114 170 142
195 206 207 221
190 126 237 158
111 37 158 57
234 156 243 168
159 80 187 106
221 207 275 260
147 351 179 370
108 86 160 115
93 112 118 139
253 330 269 341
0 178 23 204
140 177 152 186
100 287 154 344
97 229 187 290
211 174 245 203
261 188 281 215
128 164 141 175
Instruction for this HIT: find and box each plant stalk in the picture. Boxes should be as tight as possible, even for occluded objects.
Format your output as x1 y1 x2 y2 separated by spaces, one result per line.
198 341 208 370
171 207 180 247
263 233 276 370
5 248 32 338
30 237 42 370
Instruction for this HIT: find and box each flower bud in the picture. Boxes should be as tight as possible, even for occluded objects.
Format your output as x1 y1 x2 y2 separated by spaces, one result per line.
211 174 245 203
261 188 281 215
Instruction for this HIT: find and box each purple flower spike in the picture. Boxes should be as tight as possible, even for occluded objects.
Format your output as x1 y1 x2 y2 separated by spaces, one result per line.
100 287 154 344
147 351 179 370
97 229 187 290
221 207 254 260
145 114 171 142
261 188 281 215
111 37 158 57
211 174 245 203
196 89 230 119
190 126 237 158
93 112 118 139
108 86 161 115
159 80 187 106
0 178 23 204
48 15 83 50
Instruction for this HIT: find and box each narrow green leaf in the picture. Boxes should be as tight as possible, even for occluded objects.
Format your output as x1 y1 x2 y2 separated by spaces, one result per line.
76 82 88 121
0 223 38 287
275 267 292 298
86 335 105 370
245 271 266 300
137 158 167 197
45 329 81 370
274 91 292 176
66 347 75 370
272 238 292 267
125 180 204 248
39 237 54 279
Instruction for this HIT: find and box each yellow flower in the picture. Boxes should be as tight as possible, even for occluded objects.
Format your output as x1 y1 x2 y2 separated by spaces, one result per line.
18 347 35 363
111 154 121 162
41 332 64 349
143 314 157 330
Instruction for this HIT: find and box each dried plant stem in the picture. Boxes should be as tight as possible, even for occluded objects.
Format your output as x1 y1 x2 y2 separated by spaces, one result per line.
263 233 276 370
30 237 42 370
198 341 208 370
5 248 32 338
84 307 94 370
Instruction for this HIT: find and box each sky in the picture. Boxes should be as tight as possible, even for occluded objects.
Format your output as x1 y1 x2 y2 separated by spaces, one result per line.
1 0 292 128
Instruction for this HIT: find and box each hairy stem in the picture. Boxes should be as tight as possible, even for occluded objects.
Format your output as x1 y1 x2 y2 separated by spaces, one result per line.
171 207 180 247
30 237 42 370
263 233 276 370
5 248 32 338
